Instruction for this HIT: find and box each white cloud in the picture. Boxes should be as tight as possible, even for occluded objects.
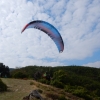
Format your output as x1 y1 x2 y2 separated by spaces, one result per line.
51 0 66 16
0 0 100 68
83 61 100 68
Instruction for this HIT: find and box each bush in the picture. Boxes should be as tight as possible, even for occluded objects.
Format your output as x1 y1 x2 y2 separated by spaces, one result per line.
51 80 64 89
13 72 28 79
53 70 68 84
72 87 92 100
39 79 50 85
64 85 92 100
30 81 34 85
64 85 76 93
58 95 67 100
95 89 100 97
85 82 100 91
0 79 7 92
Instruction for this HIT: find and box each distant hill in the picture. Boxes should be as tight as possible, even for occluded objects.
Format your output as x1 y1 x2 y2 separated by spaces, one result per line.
10 65 100 80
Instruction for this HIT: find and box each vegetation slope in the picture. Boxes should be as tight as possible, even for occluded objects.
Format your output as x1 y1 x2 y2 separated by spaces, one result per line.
10 65 100 100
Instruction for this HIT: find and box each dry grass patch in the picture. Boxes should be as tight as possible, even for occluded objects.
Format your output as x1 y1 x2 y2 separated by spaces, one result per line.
0 78 84 100
0 78 36 100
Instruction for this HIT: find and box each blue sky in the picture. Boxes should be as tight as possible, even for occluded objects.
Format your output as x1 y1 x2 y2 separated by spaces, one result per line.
0 0 100 68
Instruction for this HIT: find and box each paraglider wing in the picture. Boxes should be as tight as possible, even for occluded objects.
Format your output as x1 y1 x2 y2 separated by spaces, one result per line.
21 20 64 52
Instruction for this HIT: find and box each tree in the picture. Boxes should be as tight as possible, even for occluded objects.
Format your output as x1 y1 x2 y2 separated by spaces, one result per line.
53 70 68 84
0 63 10 78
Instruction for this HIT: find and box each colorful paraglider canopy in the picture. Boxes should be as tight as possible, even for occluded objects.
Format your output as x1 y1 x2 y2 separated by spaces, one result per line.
21 20 64 52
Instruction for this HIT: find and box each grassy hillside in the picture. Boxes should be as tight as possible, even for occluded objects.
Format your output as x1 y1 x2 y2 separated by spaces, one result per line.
10 66 100 100
0 78 83 100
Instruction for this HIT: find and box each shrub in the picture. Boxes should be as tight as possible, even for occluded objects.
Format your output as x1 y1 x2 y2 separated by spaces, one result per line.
51 80 64 89
64 85 92 100
95 89 100 97
72 87 92 100
85 82 100 91
39 79 50 85
53 70 68 84
64 85 75 93
58 95 67 100
30 81 34 85
45 92 59 100
13 72 28 79
0 79 7 92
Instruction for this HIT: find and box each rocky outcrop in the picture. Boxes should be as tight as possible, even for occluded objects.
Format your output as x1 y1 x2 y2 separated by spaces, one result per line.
23 90 44 100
